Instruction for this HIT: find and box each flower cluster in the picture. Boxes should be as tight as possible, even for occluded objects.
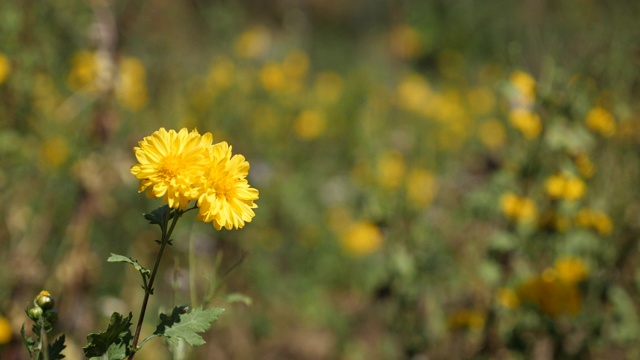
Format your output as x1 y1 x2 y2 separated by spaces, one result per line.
544 172 586 201
67 50 149 111
500 192 538 224
499 257 589 317
131 128 259 230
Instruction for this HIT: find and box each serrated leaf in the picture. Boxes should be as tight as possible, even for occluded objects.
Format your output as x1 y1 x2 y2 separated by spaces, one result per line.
155 306 224 347
107 254 150 276
154 306 188 336
225 293 253 306
144 204 171 227
21 324 35 355
83 312 133 358
89 340 128 360
42 334 66 360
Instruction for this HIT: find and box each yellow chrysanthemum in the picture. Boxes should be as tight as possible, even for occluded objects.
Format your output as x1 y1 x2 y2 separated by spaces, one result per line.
197 141 259 230
131 128 212 210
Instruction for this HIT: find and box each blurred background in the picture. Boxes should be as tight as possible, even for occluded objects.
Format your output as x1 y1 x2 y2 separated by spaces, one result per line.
1 0 640 359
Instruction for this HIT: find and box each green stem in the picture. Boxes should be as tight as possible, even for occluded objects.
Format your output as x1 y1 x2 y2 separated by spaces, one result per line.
39 324 49 360
129 209 183 359
189 227 198 307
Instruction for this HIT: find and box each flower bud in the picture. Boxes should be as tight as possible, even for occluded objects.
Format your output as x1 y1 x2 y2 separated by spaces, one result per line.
35 291 55 311
44 308 58 324
27 306 43 320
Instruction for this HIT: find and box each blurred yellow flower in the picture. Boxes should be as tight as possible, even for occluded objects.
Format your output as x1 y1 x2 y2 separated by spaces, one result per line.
0 316 11 344
447 309 486 331
516 271 581 317
38 136 70 169
197 141 259 230
294 109 326 140
67 50 101 91
0 53 11 85
496 288 520 309
131 128 212 210
116 56 148 111
377 150 406 189
478 119 506 150
564 177 586 200
433 89 466 123
388 24 423 59
555 257 588 283
466 86 496 115
500 192 537 224
313 71 344 105
33 73 61 114
575 208 613 236
406 168 437 209
283 50 309 80
234 26 271 59
575 153 595 178
509 70 536 107
585 106 616 137
340 221 383 257
206 56 235 93
259 62 286 93
396 73 431 114
544 173 586 201
67 50 148 110
509 109 542 139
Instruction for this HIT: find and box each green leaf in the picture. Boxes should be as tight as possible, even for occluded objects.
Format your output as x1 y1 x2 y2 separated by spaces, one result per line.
21 324 35 356
144 204 171 228
107 254 150 276
83 312 133 358
42 334 66 360
154 306 224 347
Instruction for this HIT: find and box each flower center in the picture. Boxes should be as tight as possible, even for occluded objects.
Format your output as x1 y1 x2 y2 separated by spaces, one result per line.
214 176 237 200
159 154 183 179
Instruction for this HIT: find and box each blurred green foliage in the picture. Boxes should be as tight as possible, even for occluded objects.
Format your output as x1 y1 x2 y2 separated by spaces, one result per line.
1 0 640 359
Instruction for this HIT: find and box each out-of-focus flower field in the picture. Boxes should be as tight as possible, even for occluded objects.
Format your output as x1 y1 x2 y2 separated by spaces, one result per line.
2 1 640 359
